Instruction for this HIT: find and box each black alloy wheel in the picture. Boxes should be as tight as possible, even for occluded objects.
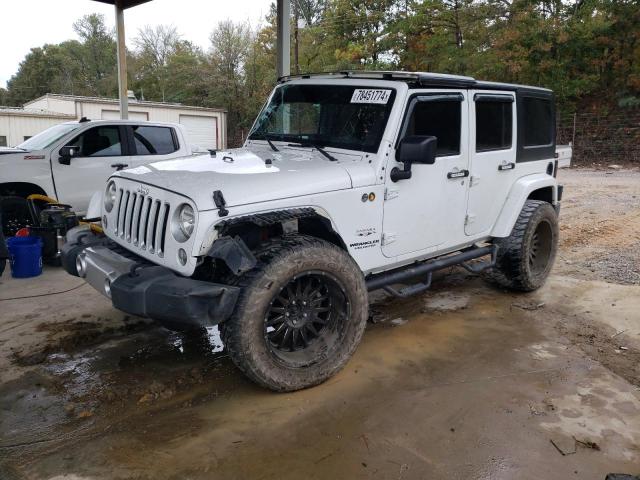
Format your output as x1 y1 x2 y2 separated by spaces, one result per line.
264 271 350 368
528 219 553 276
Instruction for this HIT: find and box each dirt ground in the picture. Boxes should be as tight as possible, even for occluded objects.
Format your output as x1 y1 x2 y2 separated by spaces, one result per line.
1 167 639 480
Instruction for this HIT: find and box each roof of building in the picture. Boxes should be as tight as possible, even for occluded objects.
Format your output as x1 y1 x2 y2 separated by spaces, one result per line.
23 94 227 113
279 70 553 94
0 107 76 119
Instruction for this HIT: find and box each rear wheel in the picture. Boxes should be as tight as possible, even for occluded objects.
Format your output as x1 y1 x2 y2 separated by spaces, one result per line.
487 200 558 291
220 235 368 391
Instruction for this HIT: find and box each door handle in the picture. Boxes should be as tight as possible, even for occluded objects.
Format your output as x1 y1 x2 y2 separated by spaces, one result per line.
111 163 129 171
447 169 469 179
498 162 515 171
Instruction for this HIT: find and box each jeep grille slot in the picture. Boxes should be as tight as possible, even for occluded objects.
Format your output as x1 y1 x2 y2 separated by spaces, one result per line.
138 197 152 248
111 186 172 258
159 203 170 256
118 191 130 238
124 192 136 241
146 199 160 253
130 193 143 245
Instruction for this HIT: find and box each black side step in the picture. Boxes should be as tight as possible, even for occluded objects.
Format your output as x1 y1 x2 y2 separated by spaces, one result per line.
365 244 498 298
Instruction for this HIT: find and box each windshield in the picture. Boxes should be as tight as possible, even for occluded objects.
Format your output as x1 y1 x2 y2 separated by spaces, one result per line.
248 84 396 153
17 123 79 150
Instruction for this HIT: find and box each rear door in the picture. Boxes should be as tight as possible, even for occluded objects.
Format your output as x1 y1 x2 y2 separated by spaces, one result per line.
465 90 516 236
126 125 182 166
52 125 130 213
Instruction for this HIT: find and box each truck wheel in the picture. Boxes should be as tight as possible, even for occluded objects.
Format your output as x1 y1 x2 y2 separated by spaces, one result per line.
220 235 368 391
487 200 558 292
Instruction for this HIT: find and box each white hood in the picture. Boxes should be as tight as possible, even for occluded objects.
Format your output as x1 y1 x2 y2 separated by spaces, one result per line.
0 147 24 155
115 147 355 211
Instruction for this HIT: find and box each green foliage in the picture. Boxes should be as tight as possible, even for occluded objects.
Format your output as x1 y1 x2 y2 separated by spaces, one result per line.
3 1 639 143
5 14 117 106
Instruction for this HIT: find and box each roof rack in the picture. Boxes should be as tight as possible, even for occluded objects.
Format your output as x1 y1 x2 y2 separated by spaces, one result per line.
278 70 477 88
276 70 552 93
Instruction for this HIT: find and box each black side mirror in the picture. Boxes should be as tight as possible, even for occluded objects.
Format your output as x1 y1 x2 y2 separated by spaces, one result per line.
391 135 438 182
58 146 79 165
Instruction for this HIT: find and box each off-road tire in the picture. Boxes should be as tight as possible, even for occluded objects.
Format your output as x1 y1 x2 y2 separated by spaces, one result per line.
220 234 368 392
486 200 558 292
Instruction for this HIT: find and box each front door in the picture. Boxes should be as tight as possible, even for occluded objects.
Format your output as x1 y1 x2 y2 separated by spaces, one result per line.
382 91 470 258
465 90 517 236
51 125 130 213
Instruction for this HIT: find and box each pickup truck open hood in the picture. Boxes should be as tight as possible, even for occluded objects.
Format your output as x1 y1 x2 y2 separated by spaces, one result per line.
115 148 354 211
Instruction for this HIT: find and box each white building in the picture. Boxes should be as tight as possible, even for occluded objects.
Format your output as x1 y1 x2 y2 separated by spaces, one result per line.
0 107 75 147
0 93 227 150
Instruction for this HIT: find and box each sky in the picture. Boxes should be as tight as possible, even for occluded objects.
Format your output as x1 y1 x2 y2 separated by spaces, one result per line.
0 0 272 88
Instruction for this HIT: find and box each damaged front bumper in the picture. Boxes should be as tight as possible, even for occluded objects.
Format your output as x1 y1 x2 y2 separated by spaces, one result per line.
62 229 239 328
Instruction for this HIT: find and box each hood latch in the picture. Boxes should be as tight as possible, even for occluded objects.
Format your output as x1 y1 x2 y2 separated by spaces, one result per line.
213 190 229 217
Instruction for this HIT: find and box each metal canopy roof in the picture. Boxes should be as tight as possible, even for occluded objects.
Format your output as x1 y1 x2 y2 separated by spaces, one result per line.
92 0 151 9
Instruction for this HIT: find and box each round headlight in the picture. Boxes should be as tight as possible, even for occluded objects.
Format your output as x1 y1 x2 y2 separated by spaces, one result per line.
177 204 195 239
104 181 117 212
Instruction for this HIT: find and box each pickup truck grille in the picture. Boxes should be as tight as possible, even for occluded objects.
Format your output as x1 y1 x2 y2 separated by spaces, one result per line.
113 187 170 258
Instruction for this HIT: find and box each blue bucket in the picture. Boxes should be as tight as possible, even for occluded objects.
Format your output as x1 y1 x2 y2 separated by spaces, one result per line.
7 236 43 278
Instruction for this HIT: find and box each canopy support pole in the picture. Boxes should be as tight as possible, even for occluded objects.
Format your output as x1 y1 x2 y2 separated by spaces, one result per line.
115 0 129 119
276 0 290 78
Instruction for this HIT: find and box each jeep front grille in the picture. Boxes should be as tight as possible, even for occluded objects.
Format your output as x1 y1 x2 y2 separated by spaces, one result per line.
113 188 170 257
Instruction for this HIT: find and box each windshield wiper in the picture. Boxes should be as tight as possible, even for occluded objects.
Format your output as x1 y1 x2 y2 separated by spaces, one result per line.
263 134 279 152
288 142 337 161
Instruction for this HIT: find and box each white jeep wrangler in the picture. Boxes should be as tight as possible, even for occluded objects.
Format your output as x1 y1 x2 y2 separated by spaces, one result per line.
63 71 563 391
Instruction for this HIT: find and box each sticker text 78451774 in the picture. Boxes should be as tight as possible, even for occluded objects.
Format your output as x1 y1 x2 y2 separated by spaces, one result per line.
350 89 392 104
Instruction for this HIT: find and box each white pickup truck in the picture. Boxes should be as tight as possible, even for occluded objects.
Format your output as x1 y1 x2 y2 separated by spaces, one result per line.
0 119 193 215
64 71 569 392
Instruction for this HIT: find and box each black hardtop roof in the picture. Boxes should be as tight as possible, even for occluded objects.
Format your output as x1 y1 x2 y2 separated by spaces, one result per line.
279 70 552 94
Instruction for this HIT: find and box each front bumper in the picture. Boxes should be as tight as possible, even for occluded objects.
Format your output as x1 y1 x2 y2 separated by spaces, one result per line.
62 231 240 328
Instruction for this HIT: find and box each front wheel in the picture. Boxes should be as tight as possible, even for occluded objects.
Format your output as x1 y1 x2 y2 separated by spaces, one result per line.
220 235 368 391
486 200 559 292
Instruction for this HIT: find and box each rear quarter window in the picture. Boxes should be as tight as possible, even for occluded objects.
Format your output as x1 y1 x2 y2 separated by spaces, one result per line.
133 126 178 155
522 97 553 146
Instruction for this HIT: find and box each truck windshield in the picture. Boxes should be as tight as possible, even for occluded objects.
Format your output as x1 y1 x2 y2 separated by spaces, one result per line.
248 84 396 154
17 123 80 151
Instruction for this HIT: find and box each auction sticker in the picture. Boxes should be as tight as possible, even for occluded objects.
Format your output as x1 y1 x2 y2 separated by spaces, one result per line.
351 89 392 104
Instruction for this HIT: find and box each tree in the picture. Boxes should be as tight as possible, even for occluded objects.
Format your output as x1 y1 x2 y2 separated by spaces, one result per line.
209 20 253 144
5 45 67 106
0 87 9 105
133 25 182 101
71 13 118 95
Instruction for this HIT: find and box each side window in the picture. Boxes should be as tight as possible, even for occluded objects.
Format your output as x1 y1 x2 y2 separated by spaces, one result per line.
0 136 7 147
522 97 552 146
475 98 513 151
66 126 123 157
405 99 461 156
132 126 178 155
